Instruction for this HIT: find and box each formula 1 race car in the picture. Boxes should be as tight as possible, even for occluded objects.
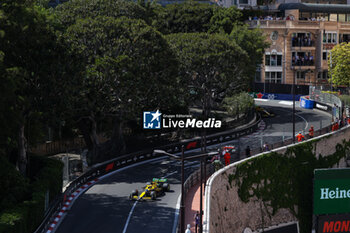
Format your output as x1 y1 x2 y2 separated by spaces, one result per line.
129 178 170 201
256 106 275 118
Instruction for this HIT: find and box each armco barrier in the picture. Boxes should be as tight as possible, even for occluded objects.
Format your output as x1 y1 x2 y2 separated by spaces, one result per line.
34 114 261 233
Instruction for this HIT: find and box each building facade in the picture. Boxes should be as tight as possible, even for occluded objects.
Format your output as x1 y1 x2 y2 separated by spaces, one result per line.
217 0 257 9
249 3 350 86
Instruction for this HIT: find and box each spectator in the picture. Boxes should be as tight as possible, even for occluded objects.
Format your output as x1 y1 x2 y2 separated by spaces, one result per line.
185 224 192 233
309 55 314 65
296 132 305 142
263 143 270 152
245 146 251 157
224 152 231 166
309 125 314 138
194 211 200 233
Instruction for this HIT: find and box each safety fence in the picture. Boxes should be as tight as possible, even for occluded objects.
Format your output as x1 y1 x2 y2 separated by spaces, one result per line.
180 107 334 233
309 86 342 109
34 114 261 233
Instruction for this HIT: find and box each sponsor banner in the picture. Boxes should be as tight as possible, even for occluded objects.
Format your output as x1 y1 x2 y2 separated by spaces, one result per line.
249 92 302 101
300 97 314 109
315 102 331 112
318 214 350 233
314 168 350 215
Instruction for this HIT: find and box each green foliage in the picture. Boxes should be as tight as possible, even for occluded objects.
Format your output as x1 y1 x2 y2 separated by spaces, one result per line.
208 6 242 34
328 43 350 87
0 155 63 233
0 155 29 211
64 15 182 120
230 24 270 84
223 92 254 116
54 0 148 29
230 140 350 233
151 1 216 34
166 32 248 113
0 0 82 173
339 95 350 107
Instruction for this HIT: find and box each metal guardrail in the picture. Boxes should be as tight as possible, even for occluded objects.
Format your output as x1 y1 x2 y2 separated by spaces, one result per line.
34 114 261 233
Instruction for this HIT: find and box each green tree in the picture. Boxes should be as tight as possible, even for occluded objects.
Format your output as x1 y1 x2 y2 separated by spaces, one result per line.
54 0 148 29
0 0 81 175
151 1 216 34
328 42 350 87
208 6 242 34
230 24 270 87
63 16 182 162
166 33 248 118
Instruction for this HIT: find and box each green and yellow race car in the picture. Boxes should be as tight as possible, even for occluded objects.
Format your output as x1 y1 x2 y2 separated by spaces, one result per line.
129 178 170 201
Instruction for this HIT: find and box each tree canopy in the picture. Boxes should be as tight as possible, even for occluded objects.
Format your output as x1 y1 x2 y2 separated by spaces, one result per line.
328 42 350 87
166 32 248 116
63 15 182 162
0 0 269 168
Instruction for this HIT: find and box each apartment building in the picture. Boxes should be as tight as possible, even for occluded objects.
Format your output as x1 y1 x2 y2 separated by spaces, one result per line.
248 3 350 87
217 0 257 8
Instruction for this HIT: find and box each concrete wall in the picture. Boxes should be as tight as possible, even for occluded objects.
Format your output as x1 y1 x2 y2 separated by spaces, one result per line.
204 125 350 233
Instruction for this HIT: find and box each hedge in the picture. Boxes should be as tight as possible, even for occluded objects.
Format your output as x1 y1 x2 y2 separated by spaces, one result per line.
0 155 63 233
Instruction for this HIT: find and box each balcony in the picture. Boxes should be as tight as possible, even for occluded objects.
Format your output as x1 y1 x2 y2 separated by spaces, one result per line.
248 20 321 29
291 58 315 70
291 39 315 48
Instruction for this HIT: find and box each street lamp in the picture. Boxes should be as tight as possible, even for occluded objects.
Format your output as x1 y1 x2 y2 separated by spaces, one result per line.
153 148 218 233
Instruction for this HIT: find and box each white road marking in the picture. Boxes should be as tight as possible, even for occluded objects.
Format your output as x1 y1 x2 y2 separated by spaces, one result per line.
122 201 138 233
164 171 177 178
279 101 293 106
172 194 181 233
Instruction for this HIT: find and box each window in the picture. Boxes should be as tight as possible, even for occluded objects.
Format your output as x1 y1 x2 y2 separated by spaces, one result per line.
265 54 282 66
265 72 282 83
296 71 306 80
292 52 314 66
330 14 337 22
323 51 327 60
317 70 329 80
323 33 337 44
255 66 261 82
339 14 346 22
239 0 248 3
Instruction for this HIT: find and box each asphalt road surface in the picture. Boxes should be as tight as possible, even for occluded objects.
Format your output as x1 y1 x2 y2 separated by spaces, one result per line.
55 99 331 233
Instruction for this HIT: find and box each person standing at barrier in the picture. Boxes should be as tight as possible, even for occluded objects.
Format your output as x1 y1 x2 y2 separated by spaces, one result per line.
224 152 231 166
309 125 314 138
185 224 192 233
263 143 269 152
194 211 200 233
296 132 305 142
335 121 339 130
245 146 251 157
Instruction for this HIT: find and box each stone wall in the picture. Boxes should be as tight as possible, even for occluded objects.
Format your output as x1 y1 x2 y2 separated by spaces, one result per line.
205 125 350 233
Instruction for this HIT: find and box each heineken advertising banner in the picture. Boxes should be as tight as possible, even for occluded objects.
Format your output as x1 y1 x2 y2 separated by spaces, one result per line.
314 168 350 215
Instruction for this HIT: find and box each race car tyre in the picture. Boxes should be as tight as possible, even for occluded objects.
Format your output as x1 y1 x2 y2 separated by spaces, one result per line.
151 191 156 200
131 190 138 196
163 183 170 192
129 194 133 200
